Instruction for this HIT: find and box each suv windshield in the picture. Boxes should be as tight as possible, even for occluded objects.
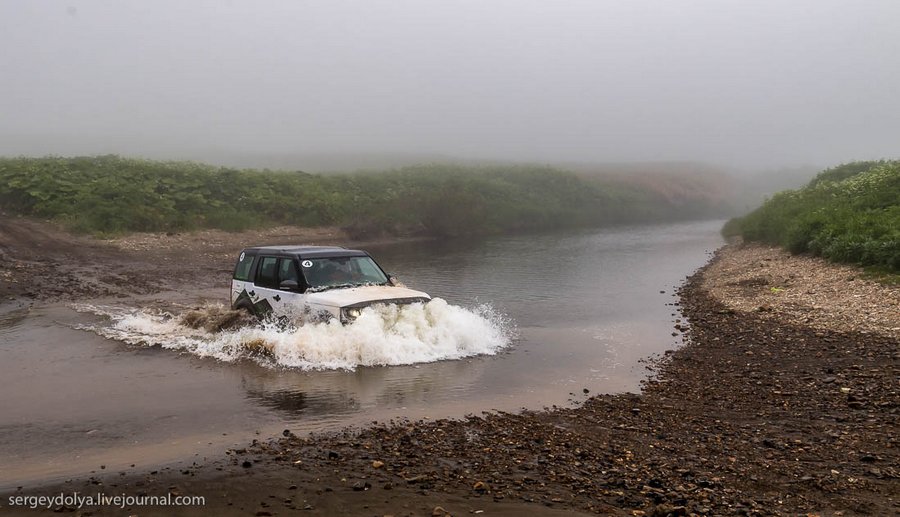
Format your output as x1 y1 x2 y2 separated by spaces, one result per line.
302 256 389 291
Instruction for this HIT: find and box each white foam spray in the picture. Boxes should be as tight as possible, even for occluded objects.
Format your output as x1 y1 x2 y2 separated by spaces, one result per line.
74 299 513 371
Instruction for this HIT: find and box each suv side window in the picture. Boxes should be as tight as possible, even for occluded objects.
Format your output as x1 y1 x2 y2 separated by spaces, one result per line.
278 258 299 287
234 251 255 281
256 256 279 288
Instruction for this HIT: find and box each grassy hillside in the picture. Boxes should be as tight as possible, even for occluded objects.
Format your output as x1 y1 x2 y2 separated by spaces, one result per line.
0 155 733 238
723 161 900 271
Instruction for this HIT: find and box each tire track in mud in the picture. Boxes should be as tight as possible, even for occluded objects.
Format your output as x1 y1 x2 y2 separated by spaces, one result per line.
0 216 378 302
0 216 161 300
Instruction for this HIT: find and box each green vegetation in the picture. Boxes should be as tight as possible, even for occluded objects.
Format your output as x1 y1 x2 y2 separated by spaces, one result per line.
0 155 732 238
723 161 900 271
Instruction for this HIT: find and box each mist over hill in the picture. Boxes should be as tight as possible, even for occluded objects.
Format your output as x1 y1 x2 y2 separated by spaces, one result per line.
0 155 743 238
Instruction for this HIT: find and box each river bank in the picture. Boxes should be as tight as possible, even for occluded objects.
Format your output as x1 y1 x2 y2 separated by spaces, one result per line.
5 242 897 516
0 216 418 302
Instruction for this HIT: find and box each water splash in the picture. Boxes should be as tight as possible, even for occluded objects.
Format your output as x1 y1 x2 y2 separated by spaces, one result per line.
73 299 513 370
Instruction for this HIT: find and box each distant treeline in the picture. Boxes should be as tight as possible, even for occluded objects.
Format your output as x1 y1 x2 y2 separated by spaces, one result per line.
0 155 734 238
723 161 899 271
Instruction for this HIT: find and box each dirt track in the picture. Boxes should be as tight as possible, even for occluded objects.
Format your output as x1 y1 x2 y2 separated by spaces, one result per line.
0 216 169 300
0 216 359 301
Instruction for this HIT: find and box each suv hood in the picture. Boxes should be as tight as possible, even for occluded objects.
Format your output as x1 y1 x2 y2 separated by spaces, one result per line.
305 285 431 308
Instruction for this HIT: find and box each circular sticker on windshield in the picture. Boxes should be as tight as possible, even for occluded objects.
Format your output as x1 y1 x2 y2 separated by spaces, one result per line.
301 260 313 268
239 252 245 261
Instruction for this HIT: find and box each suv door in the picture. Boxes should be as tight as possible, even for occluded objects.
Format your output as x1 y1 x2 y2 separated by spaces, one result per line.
253 256 304 319
275 257 304 319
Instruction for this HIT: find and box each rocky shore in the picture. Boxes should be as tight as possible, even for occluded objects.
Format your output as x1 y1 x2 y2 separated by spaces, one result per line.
701 243 899 339
6 243 898 516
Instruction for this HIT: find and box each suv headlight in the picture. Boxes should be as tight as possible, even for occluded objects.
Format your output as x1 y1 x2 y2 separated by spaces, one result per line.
341 307 362 323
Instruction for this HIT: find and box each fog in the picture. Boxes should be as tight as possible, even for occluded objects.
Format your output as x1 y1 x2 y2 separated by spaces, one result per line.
2 0 898 171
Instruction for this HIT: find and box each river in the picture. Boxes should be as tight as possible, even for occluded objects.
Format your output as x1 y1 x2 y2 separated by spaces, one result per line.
0 219 723 489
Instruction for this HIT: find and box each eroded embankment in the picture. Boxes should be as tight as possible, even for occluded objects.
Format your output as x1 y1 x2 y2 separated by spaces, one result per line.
9 244 898 517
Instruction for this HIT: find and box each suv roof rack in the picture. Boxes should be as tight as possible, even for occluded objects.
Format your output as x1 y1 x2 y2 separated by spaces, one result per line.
242 245 368 258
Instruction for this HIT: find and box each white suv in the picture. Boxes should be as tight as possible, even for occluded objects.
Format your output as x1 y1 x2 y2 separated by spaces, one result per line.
231 245 431 324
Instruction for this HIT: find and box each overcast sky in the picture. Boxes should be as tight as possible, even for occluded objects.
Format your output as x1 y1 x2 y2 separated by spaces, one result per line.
1 0 898 170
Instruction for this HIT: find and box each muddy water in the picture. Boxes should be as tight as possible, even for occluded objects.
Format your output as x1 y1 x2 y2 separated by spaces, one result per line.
0 220 722 489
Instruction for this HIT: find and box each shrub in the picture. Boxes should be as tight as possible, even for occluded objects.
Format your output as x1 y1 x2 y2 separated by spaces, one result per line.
724 161 900 271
